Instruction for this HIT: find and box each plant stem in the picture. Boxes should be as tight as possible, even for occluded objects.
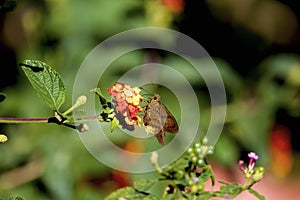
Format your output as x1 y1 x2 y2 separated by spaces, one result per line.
0 117 48 124
0 115 102 124
73 115 102 122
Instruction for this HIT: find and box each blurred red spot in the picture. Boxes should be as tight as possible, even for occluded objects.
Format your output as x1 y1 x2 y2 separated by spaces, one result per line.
162 0 185 13
269 124 293 178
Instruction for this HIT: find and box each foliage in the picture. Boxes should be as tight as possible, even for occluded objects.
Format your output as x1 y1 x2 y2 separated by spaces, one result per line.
0 60 265 199
105 139 264 200
1 0 300 199
0 197 24 200
20 60 66 111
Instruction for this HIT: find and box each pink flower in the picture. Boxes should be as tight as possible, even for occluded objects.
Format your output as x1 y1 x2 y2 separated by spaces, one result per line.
239 152 259 176
248 152 259 170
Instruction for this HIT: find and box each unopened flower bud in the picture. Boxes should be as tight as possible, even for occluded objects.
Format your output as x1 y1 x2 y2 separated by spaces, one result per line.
253 167 264 182
76 95 87 105
150 151 158 165
0 134 8 143
201 137 208 145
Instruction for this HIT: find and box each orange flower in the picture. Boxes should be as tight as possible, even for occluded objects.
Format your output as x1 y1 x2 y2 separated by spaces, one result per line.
106 82 143 130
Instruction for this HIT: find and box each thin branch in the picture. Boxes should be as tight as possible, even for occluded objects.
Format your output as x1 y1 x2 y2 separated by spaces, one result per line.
0 117 48 124
0 115 102 124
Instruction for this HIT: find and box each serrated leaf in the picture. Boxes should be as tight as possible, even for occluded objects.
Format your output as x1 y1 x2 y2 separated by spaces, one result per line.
9 197 24 200
0 93 6 102
133 179 157 192
104 187 158 200
248 188 265 200
20 60 66 111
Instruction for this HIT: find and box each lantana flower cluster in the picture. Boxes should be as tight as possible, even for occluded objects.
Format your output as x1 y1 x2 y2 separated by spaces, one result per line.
106 82 143 130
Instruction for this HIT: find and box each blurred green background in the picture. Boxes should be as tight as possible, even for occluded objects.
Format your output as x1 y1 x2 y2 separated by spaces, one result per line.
1 0 300 199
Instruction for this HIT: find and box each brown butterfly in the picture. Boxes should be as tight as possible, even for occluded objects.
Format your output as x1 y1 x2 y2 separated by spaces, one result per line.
143 94 179 145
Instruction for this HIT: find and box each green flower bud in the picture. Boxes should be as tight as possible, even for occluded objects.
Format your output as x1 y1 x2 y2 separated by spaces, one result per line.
175 170 185 179
194 142 201 148
191 156 198 164
194 147 202 155
187 147 193 155
253 167 264 182
187 179 194 186
197 159 205 167
76 95 87 105
201 137 208 145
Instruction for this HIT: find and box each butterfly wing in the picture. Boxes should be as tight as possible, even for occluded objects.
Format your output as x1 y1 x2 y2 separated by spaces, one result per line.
154 129 165 145
143 94 178 145
143 101 164 132
161 103 178 133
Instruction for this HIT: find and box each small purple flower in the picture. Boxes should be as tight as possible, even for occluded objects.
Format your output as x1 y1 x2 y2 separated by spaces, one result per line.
239 152 259 176
248 152 259 160
248 152 259 171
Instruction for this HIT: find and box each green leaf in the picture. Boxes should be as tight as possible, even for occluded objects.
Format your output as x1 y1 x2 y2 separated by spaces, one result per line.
104 187 158 200
91 87 115 124
20 60 66 111
170 156 189 170
199 166 215 186
248 188 265 200
219 183 242 198
110 117 118 132
0 93 6 102
133 179 157 192
194 192 214 200
218 180 231 185
160 193 185 200
91 88 112 110
9 197 24 200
